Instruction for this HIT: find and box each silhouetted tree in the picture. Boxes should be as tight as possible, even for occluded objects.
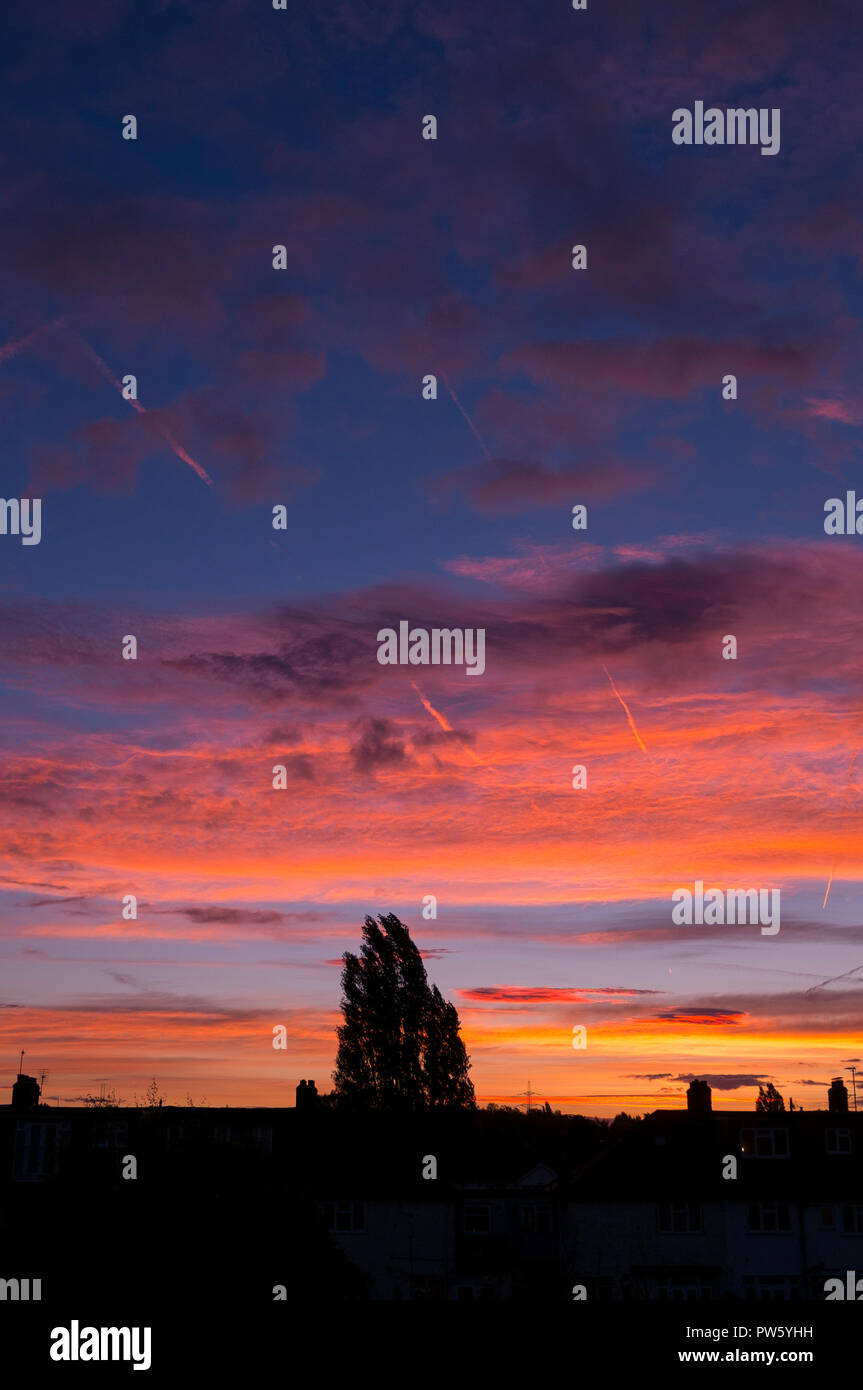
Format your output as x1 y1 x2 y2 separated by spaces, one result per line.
609 1111 643 1133
756 1083 785 1112
82 1088 122 1108
134 1078 166 1109
333 913 475 1110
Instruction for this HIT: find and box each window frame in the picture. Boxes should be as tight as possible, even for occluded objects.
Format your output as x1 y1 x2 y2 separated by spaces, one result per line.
739 1127 789 1158
657 1200 702 1233
826 1128 852 1155
464 1202 492 1235
323 1200 366 1233
748 1201 791 1233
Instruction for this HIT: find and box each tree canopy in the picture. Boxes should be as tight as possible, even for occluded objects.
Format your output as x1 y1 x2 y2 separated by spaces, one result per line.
332 913 475 1110
755 1083 785 1112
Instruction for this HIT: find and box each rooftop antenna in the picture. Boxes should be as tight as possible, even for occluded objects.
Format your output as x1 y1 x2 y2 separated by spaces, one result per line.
18 1049 24 1076
846 1066 858 1112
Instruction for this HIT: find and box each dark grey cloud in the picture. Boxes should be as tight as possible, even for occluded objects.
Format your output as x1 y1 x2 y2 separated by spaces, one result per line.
350 716 411 774
675 1073 766 1091
25 894 90 908
651 1008 746 1026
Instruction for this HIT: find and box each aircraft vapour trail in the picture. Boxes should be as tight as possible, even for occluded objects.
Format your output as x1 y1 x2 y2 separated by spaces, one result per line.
411 680 454 733
822 746 859 909
72 331 214 488
409 680 492 769
441 372 491 459
601 664 649 755
0 317 66 365
805 962 863 994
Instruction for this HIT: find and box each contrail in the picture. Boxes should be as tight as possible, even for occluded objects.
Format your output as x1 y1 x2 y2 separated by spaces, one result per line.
823 746 859 909
0 317 66 365
411 680 454 733
409 680 492 769
805 962 863 994
71 330 213 488
0 318 212 488
602 664 648 755
441 372 491 459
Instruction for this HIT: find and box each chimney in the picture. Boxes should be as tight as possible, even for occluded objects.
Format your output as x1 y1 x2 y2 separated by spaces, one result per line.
296 1079 318 1111
686 1078 712 1113
828 1077 849 1114
12 1073 41 1111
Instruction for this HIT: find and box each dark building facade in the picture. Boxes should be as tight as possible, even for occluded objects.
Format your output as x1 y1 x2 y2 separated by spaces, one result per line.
1 1078 861 1300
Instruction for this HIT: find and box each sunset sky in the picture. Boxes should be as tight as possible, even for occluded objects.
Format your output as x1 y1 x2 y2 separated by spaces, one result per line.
1 0 862 1115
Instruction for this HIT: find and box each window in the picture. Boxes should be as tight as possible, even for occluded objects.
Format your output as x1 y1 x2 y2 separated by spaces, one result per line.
323 1201 365 1233
12 1122 70 1181
657 1280 711 1300
826 1129 852 1155
657 1201 702 1233
744 1276 800 1300
464 1203 491 1234
93 1123 127 1149
821 1206 835 1228
521 1205 550 1233
748 1202 790 1232
740 1128 789 1157
842 1205 863 1234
